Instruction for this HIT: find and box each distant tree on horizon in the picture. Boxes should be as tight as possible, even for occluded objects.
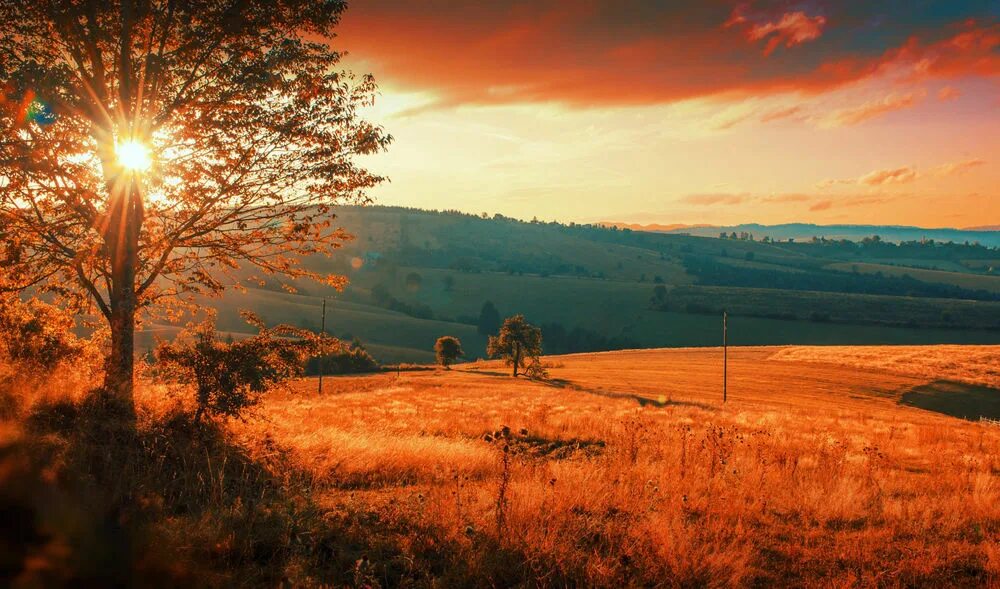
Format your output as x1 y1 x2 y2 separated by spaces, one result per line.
487 315 542 377
434 336 464 369
651 284 667 306
478 301 502 336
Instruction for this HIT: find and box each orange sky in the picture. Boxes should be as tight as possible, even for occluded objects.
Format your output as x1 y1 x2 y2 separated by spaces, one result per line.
337 1 999 228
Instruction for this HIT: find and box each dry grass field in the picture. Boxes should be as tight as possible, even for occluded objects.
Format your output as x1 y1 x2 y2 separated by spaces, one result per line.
212 345 1000 586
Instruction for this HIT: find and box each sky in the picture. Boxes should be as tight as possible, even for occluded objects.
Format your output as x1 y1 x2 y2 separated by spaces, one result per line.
335 1 1000 228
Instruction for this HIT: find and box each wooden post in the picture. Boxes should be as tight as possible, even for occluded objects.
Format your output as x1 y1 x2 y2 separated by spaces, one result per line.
318 298 326 395
723 310 728 403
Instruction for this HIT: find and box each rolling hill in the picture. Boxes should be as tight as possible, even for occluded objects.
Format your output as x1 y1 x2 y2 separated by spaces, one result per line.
152 206 1000 363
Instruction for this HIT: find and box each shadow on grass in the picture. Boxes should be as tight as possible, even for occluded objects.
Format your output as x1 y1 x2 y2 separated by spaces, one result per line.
899 380 1000 421
459 368 716 411
2 394 334 586
3 392 598 587
546 378 717 411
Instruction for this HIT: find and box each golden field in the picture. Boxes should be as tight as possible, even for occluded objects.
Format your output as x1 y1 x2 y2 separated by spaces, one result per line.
5 344 1000 587
222 345 1000 586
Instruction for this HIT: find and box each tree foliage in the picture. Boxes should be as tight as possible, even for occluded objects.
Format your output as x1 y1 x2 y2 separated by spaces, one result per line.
487 315 542 377
0 293 95 395
477 301 501 336
0 0 390 405
305 342 379 376
434 336 463 368
155 311 328 422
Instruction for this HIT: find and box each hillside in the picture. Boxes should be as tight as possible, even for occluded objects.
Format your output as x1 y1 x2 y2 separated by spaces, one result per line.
157 207 1000 363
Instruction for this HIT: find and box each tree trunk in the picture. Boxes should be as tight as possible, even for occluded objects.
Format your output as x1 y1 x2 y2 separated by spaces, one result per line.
100 176 143 416
103 299 136 409
512 342 520 377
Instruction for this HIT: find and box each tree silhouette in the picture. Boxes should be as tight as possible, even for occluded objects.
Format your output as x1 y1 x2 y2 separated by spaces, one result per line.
477 301 501 336
487 315 542 377
434 336 463 368
0 1 390 411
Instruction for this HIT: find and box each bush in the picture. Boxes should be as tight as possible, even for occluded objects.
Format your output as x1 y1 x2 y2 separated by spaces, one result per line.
155 312 325 422
0 294 98 416
305 345 379 375
0 293 88 375
434 336 464 368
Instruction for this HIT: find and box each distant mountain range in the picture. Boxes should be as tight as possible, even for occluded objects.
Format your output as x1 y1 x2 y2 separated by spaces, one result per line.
601 222 1000 247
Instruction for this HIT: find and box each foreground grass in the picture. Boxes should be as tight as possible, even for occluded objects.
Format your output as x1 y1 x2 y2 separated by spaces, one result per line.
4 345 1000 586
231 346 1000 586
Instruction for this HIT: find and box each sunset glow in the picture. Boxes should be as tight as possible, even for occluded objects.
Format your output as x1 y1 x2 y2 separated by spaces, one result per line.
339 1 1000 228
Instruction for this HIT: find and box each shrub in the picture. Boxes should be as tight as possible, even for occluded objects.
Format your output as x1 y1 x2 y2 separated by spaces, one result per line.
0 293 87 375
155 312 325 422
305 344 380 375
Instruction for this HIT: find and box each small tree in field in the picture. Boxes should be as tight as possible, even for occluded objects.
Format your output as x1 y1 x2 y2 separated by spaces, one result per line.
155 312 327 423
0 1 390 413
487 315 542 377
434 336 464 368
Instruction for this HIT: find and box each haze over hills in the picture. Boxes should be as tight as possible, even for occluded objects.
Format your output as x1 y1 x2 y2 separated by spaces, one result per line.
601 221 1000 247
150 206 1000 364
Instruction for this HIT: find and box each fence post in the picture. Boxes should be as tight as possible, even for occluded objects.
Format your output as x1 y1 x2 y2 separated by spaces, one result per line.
319 298 326 395
723 310 727 403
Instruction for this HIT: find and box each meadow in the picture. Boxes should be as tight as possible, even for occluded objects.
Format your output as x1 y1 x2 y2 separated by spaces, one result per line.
241 346 1000 585
6 344 1000 586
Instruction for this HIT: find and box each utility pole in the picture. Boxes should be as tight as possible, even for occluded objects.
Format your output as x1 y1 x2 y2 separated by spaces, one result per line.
318 298 326 395
723 310 728 403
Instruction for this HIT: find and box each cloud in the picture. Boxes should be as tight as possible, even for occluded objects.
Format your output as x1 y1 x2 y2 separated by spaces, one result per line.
735 10 827 56
682 193 750 205
816 178 855 189
937 86 962 101
859 166 918 185
761 193 811 203
683 192 814 207
829 92 922 126
821 157 984 188
931 158 985 176
336 1 999 108
760 105 803 123
809 200 833 211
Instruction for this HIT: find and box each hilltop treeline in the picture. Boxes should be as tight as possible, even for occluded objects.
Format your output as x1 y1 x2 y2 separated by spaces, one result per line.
682 256 1000 302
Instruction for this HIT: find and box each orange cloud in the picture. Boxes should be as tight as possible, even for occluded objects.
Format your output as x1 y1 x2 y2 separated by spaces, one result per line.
761 193 811 203
682 193 750 205
859 167 918 186
937 86 962 101
741 11 827 56
336 2 999 108
760 105 803 123
931 158 985 176
830 92 922 126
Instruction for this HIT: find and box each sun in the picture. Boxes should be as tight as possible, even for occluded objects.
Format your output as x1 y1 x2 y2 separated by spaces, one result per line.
115 139 152 172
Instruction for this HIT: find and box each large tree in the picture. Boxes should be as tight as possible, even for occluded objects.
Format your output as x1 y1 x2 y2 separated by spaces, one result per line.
0 0 390 410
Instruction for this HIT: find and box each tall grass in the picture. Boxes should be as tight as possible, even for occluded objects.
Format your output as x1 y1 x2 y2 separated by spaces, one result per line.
4 345 1000 586
230 348 1000 586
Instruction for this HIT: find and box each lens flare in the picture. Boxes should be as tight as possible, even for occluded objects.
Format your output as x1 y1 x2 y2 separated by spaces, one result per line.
116 140 152 171
25 99 56 126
